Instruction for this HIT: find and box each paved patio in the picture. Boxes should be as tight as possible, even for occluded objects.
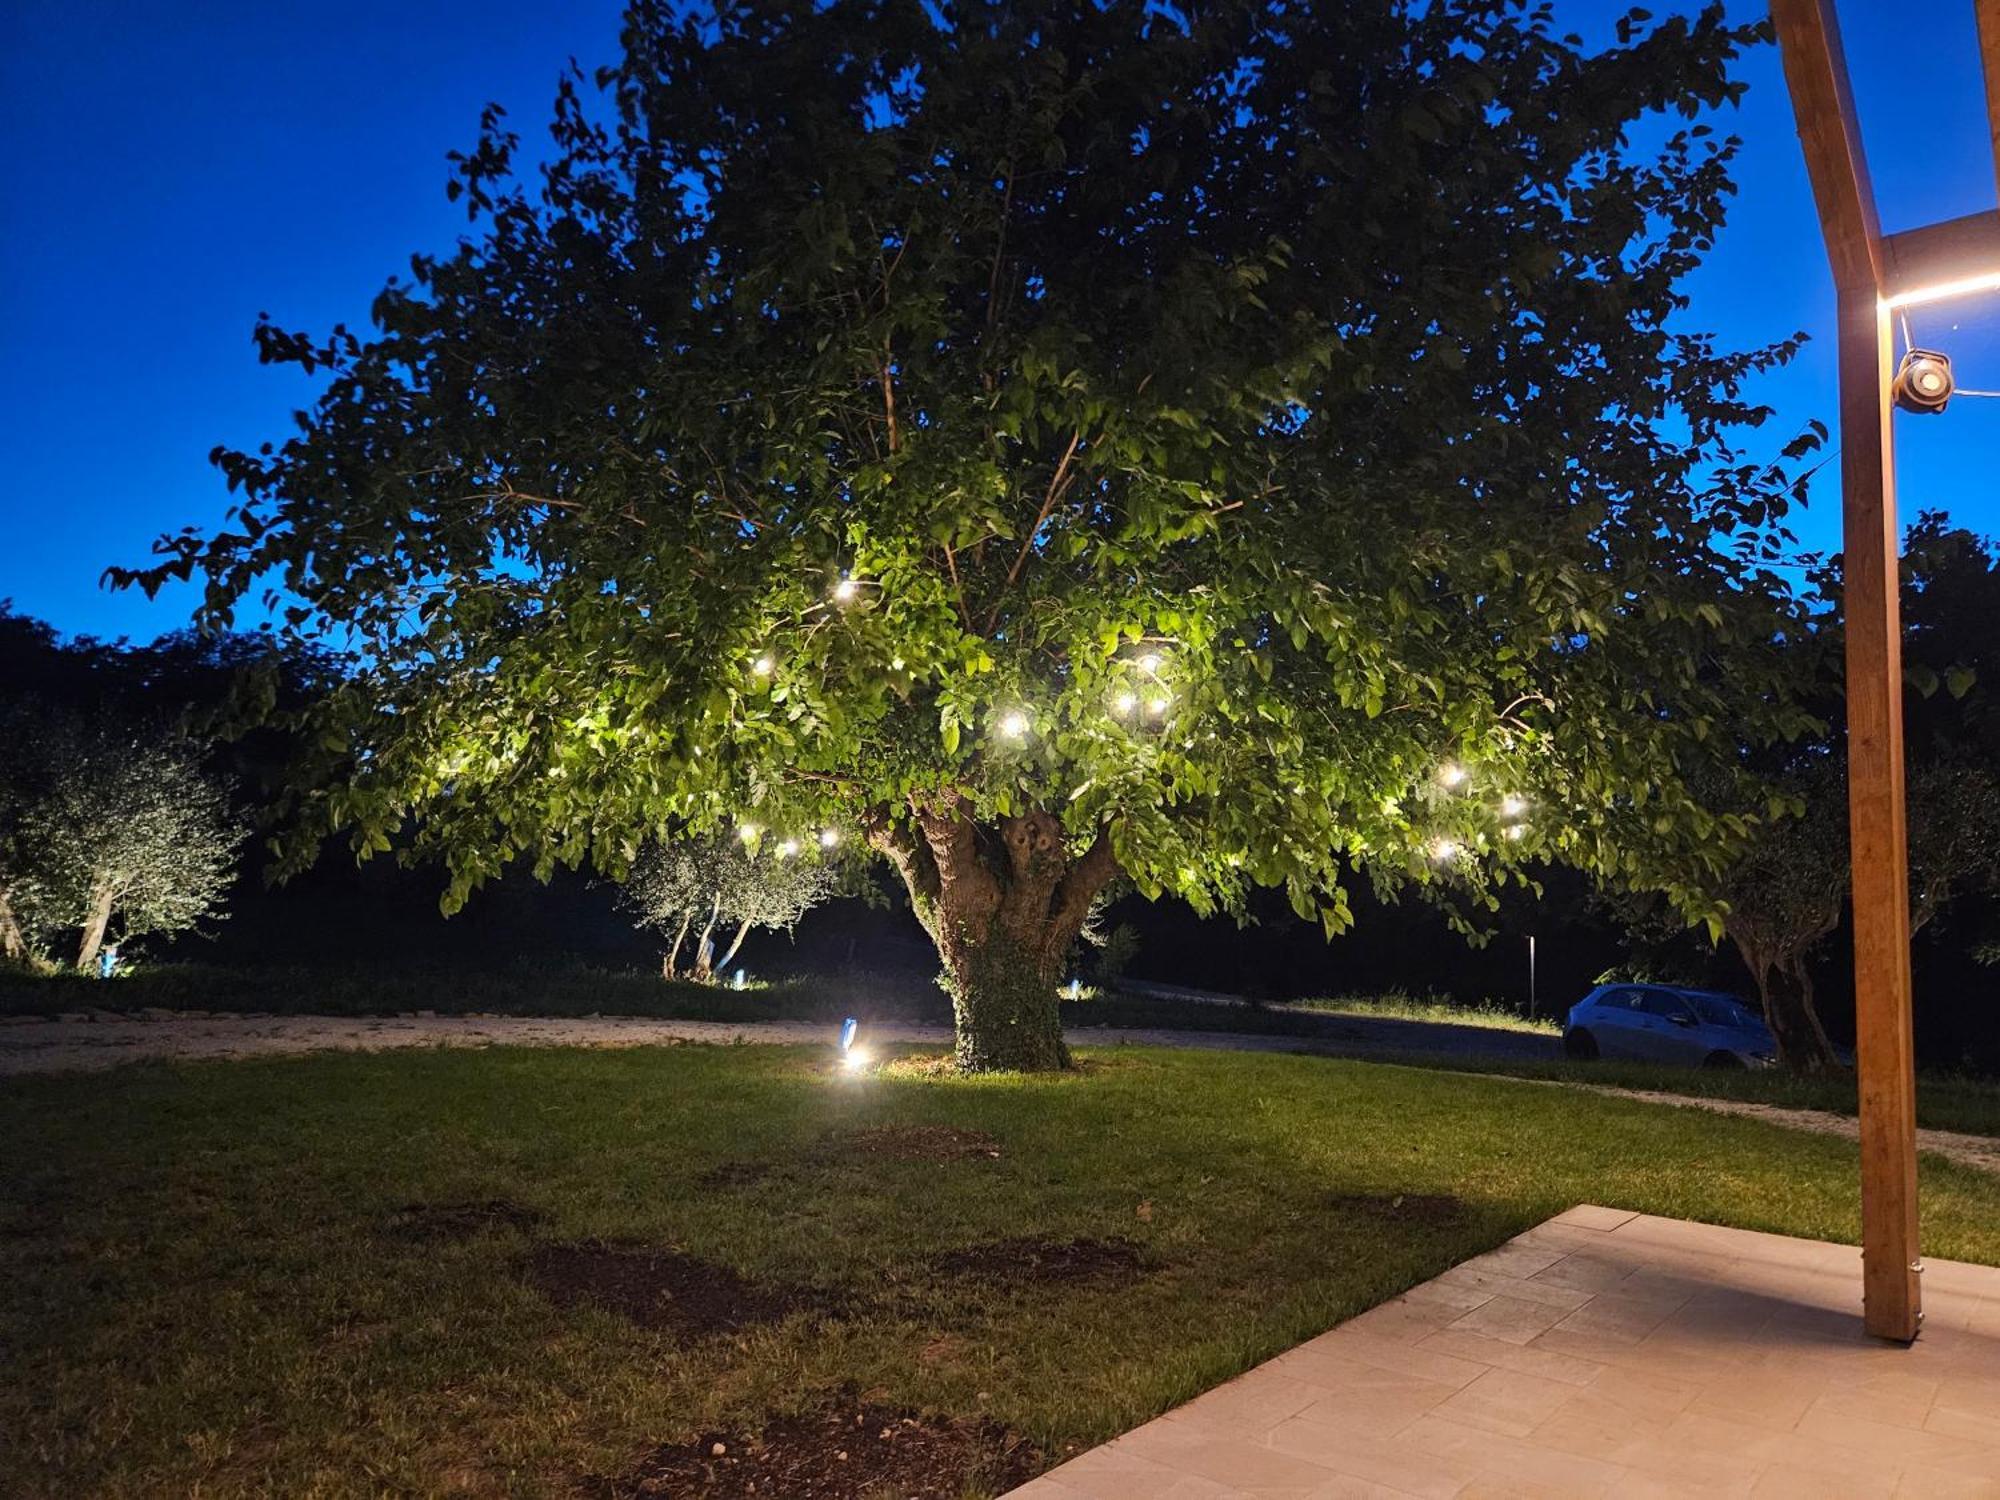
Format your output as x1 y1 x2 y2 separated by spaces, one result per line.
1007 1206 2000 1499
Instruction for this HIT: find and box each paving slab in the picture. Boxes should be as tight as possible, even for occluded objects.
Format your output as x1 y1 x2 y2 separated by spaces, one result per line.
1005 1208 2000 1499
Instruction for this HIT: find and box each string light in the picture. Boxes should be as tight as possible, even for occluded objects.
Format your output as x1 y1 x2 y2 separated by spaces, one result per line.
1139 652 1163 674
777 837 800 858
832 577 859 604
1500 794 1526 818
819 828 841 849
1431 837 1460 862
1114 691 1138 716
1505 824 1527 841
1438 763 1467 789
751 654 775 676
1146 695 1170 717
738 823 760 843
998 710 1029 740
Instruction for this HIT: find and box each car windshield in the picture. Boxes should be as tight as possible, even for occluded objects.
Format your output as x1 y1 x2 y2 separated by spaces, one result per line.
1686 993 1758 1028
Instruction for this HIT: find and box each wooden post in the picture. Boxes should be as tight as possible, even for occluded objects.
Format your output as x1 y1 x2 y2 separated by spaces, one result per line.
1837 286 1922 1343
1772 0 1920 1343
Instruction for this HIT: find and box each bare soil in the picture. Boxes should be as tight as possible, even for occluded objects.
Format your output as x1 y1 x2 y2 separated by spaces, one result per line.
522 1243 819 1338
833 1124 1004 1162
596 1398 1041 1499
931 1235 1150 1286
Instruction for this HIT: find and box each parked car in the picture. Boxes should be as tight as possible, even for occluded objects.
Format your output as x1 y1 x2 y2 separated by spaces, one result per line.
1563 984 1777 1069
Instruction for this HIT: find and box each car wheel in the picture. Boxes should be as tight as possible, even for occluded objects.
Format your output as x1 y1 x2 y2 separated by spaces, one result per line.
1701 1050 1745 1070
1563 1027 1599 1061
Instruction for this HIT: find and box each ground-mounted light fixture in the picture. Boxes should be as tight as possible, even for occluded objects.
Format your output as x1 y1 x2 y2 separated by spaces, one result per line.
1891 348 1954 414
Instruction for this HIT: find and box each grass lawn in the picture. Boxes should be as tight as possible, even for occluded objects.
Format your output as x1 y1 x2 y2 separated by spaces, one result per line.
1389 1052 2000 1140
1286 991 1558 1034
4 1043 2000 1498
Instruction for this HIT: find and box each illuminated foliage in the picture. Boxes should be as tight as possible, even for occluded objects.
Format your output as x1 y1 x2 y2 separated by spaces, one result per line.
623 836 835 980
125 0 1819 1067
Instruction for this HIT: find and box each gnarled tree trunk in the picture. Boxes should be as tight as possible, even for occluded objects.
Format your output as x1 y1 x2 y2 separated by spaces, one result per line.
662 910 694 979
871 798 1118 1072
1740 946 1839 1072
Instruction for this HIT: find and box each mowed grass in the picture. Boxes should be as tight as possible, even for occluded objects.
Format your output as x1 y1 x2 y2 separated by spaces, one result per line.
1286 991 1559 1034
4 1043 2000 1499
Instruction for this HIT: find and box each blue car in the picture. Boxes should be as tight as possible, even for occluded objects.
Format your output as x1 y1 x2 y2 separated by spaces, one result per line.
1563 984 1777 1069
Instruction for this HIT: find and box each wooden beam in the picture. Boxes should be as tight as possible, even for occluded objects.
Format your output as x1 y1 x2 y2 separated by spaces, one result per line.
1882 209 2000 305
1771 0 1885 294
1839 286 1922 1344
1772 0 1921 1344
1978 0 2000 205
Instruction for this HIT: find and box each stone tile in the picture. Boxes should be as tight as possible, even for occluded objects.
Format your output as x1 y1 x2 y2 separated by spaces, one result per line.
1528 1251 1641 1296
1448 1294 1574 1347
1115 1422 1343 1495
999 1212 2000 1500
1435 1265 1595 1312
1288 1329 1490 1390
1415 1327 1606 1387
1432 1367 1576 1438
1546 1291 1683 1346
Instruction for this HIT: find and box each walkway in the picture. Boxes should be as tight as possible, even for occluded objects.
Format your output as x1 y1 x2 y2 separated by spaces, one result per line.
1005 1206 2000 1499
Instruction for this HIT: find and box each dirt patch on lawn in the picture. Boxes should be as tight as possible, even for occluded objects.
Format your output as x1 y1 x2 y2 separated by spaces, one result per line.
931 1235 1150 1286
595 1398 1041 1499
522 1243 818 1338
693 1160 779 1191
833 1124 1004 1162
1326 1192 1469 1228
387 1199 544 1242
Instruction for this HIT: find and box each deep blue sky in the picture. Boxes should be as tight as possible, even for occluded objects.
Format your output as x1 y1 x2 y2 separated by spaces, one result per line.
2 0 1995 643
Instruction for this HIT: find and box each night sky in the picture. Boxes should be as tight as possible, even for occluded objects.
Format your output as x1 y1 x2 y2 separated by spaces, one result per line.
2 0 1995 643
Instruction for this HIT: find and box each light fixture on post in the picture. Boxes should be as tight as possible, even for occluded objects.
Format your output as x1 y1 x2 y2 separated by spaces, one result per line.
1891 348 1953 414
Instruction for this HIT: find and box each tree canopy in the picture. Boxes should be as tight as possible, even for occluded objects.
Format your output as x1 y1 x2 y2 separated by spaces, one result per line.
124 0 1821 1067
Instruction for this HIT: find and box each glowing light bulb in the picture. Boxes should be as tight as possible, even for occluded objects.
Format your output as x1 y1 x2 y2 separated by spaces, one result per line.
1432 838 1459 862
819 828 840 849
1139 653 1163 673
1505 824 1527 841
1146 696 1169 717
999 710 1029 739
1114 691 1138 716
832 578 859 603
738 823 760 842
1438 763 1467 789
751 655 775 676
1500 794 1526 818
778 837 800 858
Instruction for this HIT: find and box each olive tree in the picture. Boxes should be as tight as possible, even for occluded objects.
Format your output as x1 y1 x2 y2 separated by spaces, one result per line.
3 710 244 970
625 836 835 980
125 0 1818 1068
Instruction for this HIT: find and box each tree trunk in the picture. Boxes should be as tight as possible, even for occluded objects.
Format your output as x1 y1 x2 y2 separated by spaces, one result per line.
1751 954 1840 1073
716 918 753 976
662 911 693 979
0 885 27 966
75 884 116 974
870 799 1118 1073
690 894 723 982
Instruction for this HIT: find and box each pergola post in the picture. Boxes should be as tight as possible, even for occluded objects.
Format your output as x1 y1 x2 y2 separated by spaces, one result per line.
1771 0 1920 1343
1835 285 1922 1342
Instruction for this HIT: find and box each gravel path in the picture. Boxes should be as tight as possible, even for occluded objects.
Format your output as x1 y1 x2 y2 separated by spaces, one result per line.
0 1011 1364 1077
5 1012 1992 1179
1570 1083 2000 1179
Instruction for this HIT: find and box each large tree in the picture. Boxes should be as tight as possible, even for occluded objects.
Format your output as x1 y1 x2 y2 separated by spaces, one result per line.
126 0 1817 1069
